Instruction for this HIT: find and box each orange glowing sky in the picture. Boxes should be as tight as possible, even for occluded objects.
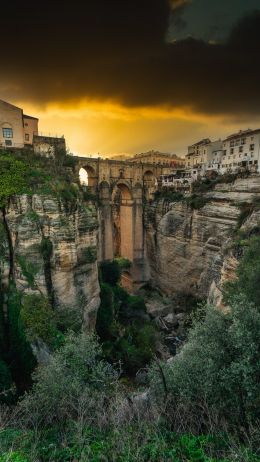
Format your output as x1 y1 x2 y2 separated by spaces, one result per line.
12 99 260 158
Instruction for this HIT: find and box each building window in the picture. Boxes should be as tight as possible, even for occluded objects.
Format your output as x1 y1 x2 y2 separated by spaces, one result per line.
241 138 246 145
250 144 255 150
5 140 12 146
25 133 30 142
2 127 13 138
239 146 243 153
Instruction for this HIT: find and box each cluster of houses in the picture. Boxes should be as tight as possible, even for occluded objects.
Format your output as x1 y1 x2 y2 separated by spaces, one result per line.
1 98 259 194
160 129 260 191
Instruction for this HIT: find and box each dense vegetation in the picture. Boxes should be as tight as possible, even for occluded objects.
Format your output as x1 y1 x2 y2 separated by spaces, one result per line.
0 148 87 400
0 238 259 460
0 150 260 460
96 261 158 376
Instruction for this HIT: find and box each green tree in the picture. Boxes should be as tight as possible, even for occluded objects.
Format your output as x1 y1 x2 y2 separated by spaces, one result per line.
19 332 117 426
96 283 115 340
228 237 260 306
149 294 260 429
20 294 58 346
0 154 28 207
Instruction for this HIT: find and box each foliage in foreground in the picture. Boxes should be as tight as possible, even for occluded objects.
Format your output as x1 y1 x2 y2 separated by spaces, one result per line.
1 425 257 462
149 293 260 432
18 332 117 427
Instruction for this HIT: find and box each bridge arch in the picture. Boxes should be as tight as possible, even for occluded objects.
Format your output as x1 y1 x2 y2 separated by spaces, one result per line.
79 165 98 188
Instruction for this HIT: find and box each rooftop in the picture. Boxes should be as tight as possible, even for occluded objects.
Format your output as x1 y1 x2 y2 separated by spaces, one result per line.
224 128 260 141
23 114 39 121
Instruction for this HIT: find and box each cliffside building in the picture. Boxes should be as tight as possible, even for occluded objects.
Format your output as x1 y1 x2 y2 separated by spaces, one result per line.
221 129 260 174
128 150 185 168
185 138 223 179
0 99 66 155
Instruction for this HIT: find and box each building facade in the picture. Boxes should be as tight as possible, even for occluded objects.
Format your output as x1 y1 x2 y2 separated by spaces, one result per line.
128 150 185 167
0 99 65 155
185 139 223 179
221 129 260 174
0 99 33 149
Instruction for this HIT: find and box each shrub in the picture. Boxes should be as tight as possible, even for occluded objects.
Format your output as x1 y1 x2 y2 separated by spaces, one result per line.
116 322 158 375
39 237 53 260
186 194 209 210
19 332 117 426
7 286 36 393
154 190 184 202
0 154 28 206
82 245 97 263
149 294 260 430
20 294 58 346
16 256 39 289
225 236 260 307
96 283 115 340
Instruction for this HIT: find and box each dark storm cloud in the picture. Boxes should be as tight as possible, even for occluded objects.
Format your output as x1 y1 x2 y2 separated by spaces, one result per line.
1 0 260 117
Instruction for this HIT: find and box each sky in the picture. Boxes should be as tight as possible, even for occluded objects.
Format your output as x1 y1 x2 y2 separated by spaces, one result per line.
1 0 260 157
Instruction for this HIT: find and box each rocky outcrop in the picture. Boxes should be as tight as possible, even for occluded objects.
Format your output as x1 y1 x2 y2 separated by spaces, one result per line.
0 194 100 329
145 175 260 306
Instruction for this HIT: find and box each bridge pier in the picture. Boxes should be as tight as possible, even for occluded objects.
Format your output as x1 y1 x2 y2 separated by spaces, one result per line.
76 156 171 292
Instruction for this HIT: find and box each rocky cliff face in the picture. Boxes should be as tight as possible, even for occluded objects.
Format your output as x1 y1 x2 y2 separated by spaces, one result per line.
0 194 100 329
145 175 260 307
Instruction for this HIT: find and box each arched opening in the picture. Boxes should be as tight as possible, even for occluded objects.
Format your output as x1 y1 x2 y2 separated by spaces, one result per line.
79 165 98 188
112 182 133 261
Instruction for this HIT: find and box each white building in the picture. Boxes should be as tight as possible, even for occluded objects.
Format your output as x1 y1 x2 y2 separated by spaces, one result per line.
221 129 260 174
185 138 223 179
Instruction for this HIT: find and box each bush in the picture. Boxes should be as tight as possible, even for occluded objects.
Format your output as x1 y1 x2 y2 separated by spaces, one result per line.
20 294 59 346
82 245 97 263
186 194 209 210
39 237 53 260
19 332 117 427
116 322 158 375
96 283 115 340
225 236 260 307
7 286 36 393
154 190 184 202
149 294 260 430
0 154 28 206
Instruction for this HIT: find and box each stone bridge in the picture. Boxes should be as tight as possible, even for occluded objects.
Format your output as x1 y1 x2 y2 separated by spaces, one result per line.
75 157 172 290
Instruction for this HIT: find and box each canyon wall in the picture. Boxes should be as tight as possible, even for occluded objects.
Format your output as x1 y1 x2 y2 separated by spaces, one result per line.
0 194 100 329
145 175 260 306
